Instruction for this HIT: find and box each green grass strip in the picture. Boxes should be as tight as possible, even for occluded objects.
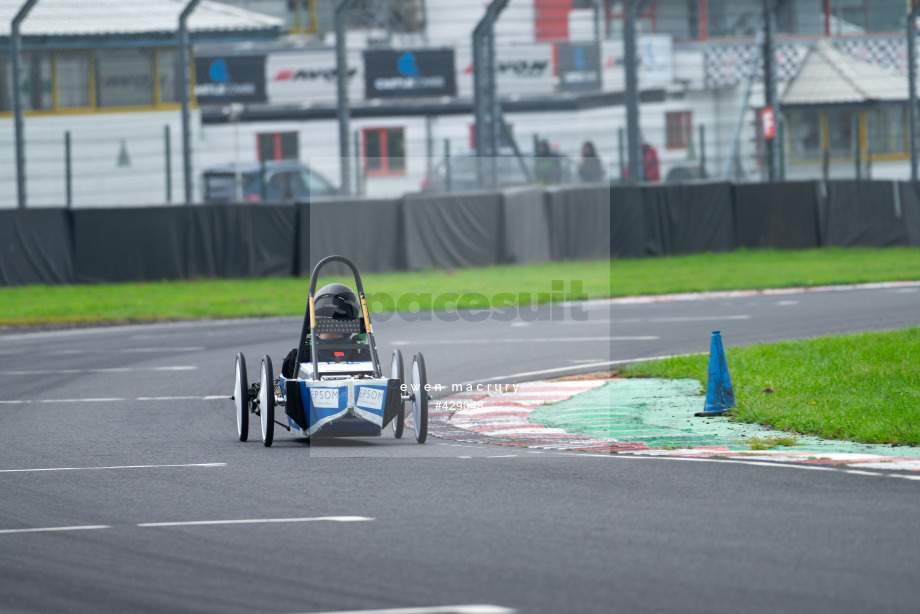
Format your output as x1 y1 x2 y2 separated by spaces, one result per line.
1 247 918 327
621 328 920 446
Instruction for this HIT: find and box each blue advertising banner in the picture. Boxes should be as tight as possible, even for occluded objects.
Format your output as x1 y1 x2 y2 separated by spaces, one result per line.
363 49 456 98
558 42 601 92
195 55 267 104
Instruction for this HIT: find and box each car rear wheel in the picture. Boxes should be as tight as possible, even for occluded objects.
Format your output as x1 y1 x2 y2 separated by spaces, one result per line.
234 353 248 442
259 356 274 447
391 349 405 439
411 353 428 444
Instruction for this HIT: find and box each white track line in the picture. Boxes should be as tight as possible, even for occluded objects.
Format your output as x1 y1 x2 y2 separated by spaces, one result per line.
575 452 920 481
0 366 196 375
0 525 110 535
644 315 750 322
121 348 204 353
137 516 373 527
288 606 515 614
557 315 751 325
40 398 125 403
0 516 374 536
0 463 226 474
468 355 687 383
1 395 228 404
393 336 655 346
586 281 920 306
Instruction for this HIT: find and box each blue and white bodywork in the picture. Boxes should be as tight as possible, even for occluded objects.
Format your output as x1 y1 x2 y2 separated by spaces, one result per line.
281 361 402 438
232 255 429 447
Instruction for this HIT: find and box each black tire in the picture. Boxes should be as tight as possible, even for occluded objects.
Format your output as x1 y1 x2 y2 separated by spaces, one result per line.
234 353 249 442
259 355 274 447
411 352 428 444
391 349 405 439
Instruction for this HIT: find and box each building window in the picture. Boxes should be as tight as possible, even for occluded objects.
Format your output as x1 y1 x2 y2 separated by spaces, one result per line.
363 127 405 176
707 0 761 38
826 108 856 158
0 52 53 112
286 0 318 33
605 1 657 38
156 49 179 104
666 111 692 149
56 52 92 109
831 0 900 34
349 0 425 33
96 49 155 108
867 107 907 156
787 107 908 162
258 132 299 161
2 46 180 115
787 110 822 160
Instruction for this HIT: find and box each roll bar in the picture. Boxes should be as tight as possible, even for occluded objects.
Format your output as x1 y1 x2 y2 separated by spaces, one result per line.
295 255 381 378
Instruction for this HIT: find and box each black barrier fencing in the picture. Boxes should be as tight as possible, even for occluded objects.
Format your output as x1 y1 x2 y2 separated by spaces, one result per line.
639 182 735 256
2 180 920 287
0 209 74 286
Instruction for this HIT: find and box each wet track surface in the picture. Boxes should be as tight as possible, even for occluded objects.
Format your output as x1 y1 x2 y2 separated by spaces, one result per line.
1 285 919 613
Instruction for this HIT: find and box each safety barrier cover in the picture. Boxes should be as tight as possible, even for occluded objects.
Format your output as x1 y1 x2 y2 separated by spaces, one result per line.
403 191 504 270
642 182 734 255
733 181 820 249
502 187 551 264
4 180 917 287
897 182 920 247
608 185 645 258
545 186 612 260
822 181 909 247
304 198 403 275
0 209 74 286
73 207 187 283
187 204 296 279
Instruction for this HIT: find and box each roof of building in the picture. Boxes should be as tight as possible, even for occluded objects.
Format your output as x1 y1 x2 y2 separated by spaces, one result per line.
781 39 907 106
0 0 282 40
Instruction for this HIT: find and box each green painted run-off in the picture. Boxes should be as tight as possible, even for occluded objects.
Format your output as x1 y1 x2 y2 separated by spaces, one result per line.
529 379 920 457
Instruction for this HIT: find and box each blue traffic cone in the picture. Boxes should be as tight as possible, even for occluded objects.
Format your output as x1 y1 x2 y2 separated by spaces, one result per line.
695 331 736 417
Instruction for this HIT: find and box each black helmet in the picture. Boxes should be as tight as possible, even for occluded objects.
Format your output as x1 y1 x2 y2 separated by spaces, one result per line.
314 283 360 320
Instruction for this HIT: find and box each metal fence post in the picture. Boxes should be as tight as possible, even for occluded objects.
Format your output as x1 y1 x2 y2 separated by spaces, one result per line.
853 114 861 180
336 0 359 196
908 5 920 181
178 0 202 205
353 130 363 196
260 159 267 201
473 0 510 189
64 131 72 207
12 0 40 210
777 115 785 180
763 0 780 182
624 0 645 183
164 125 172 203
444 139 452 192
593 0 603 90
699 125 706 178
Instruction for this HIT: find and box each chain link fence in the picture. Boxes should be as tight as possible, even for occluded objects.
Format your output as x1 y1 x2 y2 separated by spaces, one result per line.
2 0 919 207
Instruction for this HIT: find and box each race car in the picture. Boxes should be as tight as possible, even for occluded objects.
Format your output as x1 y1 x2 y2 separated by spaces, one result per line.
231 255 429 447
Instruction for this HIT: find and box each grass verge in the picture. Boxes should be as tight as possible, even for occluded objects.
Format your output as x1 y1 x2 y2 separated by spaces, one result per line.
620 328 920 446
1 247 918 327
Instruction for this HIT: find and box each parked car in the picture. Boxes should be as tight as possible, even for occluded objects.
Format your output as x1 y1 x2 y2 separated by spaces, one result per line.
419 153 579 193
202 161 338 203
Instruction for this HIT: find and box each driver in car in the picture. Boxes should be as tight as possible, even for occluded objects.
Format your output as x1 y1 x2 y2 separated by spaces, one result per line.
282 283 364 377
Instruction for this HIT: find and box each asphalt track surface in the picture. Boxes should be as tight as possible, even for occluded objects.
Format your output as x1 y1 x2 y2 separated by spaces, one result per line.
1 285 919 614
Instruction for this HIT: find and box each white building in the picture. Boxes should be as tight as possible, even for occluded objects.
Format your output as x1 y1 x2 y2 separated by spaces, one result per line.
3 0 913 206
0 0 282 208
